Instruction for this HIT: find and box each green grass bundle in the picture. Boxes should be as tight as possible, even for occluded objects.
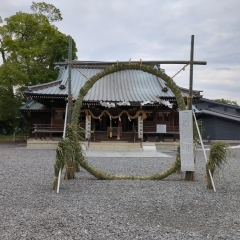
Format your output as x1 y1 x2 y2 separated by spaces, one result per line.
52 146 65 190
206 141 230 189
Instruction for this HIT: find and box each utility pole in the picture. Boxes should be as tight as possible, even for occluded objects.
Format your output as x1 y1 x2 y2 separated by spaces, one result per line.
67 35 72 124
185 35 195 181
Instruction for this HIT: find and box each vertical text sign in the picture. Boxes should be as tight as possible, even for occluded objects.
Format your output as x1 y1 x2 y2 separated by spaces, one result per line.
138 116 143 139
179 110 195 171
85 115 91 139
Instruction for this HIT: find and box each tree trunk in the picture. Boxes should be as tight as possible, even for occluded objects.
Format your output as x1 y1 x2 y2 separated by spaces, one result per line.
0 48 6 63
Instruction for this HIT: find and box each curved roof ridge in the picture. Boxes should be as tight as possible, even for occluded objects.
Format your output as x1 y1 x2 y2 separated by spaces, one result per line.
26 79 62 91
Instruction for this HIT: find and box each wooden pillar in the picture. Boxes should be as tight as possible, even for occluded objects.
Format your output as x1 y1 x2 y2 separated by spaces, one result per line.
117 117 121 140
122 114 126 131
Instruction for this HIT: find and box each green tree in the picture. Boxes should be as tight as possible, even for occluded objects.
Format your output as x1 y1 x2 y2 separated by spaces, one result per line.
30 1 63 23
214 98 239 106
0 2 77 132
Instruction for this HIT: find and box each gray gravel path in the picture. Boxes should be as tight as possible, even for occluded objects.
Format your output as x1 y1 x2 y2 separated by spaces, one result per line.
0 143 240 240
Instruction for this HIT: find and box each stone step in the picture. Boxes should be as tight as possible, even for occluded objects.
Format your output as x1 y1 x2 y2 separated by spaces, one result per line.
26 139 179 151
87 141 142 151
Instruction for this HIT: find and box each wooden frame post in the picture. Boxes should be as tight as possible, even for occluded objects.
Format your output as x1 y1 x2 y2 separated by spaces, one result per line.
185 35 195 181
67 35 73 124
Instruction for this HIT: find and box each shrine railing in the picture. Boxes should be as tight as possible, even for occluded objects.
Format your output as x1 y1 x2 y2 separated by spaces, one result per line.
32 124 64 140
141 126 179 133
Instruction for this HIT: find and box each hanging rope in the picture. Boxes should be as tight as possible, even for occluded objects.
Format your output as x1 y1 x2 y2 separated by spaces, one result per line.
187 95 193 107
171 61 192 79
69 61 90 80
83 109 147 120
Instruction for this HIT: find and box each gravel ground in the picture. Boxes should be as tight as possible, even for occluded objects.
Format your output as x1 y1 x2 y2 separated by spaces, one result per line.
0 143 240 240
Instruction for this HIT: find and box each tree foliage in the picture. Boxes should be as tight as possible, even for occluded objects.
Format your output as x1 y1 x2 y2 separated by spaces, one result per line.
215 98 239 106
30 1 63 22
0 2 77 132
0 86 21 132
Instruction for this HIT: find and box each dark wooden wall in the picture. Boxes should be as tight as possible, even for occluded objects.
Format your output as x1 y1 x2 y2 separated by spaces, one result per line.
200 115 240 140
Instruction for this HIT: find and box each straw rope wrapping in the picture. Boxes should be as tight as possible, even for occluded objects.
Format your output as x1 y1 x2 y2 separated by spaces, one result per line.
84 109 147 120
52 125 85 189
53 62 188 188
52 143 65 189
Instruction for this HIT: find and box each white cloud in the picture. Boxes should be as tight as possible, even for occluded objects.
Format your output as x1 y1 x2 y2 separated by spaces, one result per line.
1 0 240 104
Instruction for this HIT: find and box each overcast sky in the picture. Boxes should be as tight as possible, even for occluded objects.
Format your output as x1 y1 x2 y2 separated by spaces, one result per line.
1 0 240 103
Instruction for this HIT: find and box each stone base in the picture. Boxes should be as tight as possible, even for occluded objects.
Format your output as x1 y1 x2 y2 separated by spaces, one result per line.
27 139 180 151
155 141 179 150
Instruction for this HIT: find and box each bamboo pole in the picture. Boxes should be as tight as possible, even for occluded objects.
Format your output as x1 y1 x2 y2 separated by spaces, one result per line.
192 110 216 192
63 103 68 138
188 35 194 110
56 36 72 193
67 35 72 124
57 169 61 194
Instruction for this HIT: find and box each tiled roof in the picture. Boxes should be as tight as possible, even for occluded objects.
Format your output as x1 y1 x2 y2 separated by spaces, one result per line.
20 100 49 112
200 98 240 109
24 66 202 103
199 109 240 122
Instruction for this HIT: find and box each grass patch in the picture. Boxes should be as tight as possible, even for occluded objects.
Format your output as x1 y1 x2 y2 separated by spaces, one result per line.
0 134 14 142
0 133 28 143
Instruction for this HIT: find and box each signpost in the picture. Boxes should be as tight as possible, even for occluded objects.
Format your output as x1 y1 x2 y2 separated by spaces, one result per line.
138 116 143 139
156 124 166 133
179 110 195 171
85 115 91 140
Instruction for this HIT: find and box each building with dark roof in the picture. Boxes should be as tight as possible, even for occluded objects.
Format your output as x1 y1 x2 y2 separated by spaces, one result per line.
20 61 203 142
20 61 240 142
194 98 240 141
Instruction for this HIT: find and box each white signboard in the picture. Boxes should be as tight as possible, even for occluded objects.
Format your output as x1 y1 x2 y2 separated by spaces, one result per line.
85 115 91 139
179 110 195 171
156 124 166 133
138 116 143 138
